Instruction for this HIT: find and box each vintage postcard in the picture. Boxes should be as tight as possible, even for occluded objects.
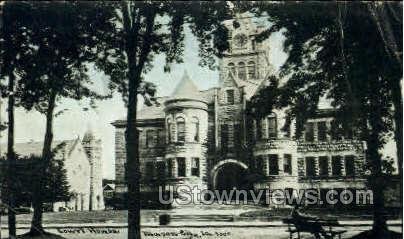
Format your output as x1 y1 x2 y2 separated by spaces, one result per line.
0 1 402 239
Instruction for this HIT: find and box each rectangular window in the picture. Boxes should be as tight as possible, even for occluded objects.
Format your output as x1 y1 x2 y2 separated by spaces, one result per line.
191 119 199 142
157 129 165 146
345 155 355 177
284 154 292 175
145 162 154 180
156 161 166 180
191 158 200 177
331 121 342 140
305 157 316 177
317 121 327 141
256 156 264 175
247 65 256 79
268 154 279 175
345 128 354 140
332 156 342 176
226 89 235 104
177 157 186 177
167 121 173 143
221 124 229 151
305 122 315 142
167 159 173 178
146 130 154 148
268 116 277 138
319 156 329 176
256 120 262 140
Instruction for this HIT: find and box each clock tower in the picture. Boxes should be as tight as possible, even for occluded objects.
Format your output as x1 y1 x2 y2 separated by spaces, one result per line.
220 14 273 83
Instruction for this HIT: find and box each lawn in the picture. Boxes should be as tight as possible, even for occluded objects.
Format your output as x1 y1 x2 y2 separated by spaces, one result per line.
1 206 401 226
1 210 159 225
239 206 402 220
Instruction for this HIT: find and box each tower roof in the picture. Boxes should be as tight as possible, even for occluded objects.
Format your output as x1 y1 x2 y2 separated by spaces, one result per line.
83 127 96 142
170 71 203 100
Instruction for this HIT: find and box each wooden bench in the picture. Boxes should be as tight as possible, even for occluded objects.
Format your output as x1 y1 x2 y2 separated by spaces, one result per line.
283 217 347 239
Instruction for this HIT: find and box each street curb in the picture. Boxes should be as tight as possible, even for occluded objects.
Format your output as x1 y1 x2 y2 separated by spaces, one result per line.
1 220 402 229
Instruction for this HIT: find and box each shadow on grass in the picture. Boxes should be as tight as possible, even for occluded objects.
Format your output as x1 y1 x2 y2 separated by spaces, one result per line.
349 229 402 239
6 231 67 239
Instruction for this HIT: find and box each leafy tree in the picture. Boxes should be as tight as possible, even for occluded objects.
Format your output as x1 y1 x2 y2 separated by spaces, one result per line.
11 2 112 235
44 143 72 206
0 154 71 209
244 2 401 238
94 2 231 238
0 2 36 237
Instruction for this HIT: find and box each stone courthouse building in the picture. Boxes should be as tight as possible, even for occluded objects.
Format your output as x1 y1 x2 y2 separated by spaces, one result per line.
112 17 367 204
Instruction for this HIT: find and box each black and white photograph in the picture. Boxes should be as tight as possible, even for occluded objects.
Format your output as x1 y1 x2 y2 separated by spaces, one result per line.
0 1 402 239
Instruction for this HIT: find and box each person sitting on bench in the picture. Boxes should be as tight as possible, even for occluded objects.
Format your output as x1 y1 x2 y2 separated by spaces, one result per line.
290 204 332 239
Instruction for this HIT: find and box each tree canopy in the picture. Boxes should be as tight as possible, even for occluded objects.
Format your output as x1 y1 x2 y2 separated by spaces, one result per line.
243 2 402 236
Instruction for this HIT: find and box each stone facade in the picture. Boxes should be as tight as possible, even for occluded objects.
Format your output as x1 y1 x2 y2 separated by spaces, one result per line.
112 17 367 204
82 129 105 210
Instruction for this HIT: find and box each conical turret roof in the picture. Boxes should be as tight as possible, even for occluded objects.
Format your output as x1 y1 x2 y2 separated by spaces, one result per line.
170 70 204 101
83 126 96 142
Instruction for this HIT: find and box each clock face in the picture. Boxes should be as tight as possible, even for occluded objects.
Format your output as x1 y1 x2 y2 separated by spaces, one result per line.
233 33 248 47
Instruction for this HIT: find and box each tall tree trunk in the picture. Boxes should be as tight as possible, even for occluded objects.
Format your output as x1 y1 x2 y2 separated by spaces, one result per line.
125 32 142 238
121 2 141 238
7 68 16 238
126 75 140 239
367 130 388 234
30 90 57 235
367 80 388 234
121 2 155 238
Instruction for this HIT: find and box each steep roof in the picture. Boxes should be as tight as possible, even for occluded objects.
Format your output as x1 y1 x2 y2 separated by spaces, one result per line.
137 97 168 120
112 72 218 125
83 128 95 142
0 139 79 158
170 71 205 101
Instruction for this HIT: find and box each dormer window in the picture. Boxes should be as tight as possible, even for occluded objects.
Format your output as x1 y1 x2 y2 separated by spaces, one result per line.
226 89 235 104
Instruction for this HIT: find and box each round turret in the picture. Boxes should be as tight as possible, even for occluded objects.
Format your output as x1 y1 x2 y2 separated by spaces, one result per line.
163 71 208 194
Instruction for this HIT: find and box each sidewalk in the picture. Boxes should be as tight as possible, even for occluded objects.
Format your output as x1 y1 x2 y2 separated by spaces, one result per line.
2 219 402 229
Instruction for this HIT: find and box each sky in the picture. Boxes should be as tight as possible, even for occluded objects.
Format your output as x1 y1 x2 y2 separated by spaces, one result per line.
0 22 397 179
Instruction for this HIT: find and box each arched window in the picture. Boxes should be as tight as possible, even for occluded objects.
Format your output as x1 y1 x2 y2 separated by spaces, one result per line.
247 61 256 79
176 117 185 142
191 117 199 142
167 119 173 142
238 62 246 80
228 62 236 76
267 113 277 138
